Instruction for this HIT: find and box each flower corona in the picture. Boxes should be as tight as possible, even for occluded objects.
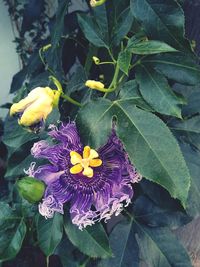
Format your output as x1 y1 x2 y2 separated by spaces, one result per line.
26 122 142 229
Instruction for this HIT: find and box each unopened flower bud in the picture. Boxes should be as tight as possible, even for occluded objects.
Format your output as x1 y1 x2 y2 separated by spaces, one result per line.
92 56 100 65
90 0 106 7
17 176 45 203
85 80 105 90
10 87 61 133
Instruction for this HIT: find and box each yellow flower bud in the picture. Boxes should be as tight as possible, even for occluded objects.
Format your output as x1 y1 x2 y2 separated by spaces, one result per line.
92 56 100 65
10 87 60 132
85 80 105 90
90 0 106 7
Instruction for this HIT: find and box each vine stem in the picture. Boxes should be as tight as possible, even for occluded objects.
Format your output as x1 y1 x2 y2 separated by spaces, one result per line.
103 63 120 98
39 47 55 76
49 76 82 107
46 256 49 267
60 93 82 107
108 48 116 63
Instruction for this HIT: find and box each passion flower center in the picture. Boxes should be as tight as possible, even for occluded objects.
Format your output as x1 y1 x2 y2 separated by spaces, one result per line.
69 146 102 178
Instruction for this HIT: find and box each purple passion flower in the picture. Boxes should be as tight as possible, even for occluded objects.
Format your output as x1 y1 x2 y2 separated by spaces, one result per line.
25 122 142 229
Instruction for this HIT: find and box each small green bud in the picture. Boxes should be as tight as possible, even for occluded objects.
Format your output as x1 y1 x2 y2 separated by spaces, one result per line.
17 177 45 203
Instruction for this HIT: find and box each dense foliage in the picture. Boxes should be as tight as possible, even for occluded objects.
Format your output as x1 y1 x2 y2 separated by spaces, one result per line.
1 0 200 266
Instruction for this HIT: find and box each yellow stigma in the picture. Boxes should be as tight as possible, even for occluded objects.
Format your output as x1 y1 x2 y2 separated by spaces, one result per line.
70 146 102 178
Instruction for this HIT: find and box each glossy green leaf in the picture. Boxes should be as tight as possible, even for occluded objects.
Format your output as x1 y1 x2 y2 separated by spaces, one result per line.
51 0 70 49
98 221 139 267
64 216 112 259
2 117 38 156
101 216 191 267
170 116 200 150
111 7 134 46
55 238 81 267
135 223 192 267
5 154 33 179
77 99 191 206
130 0 191 52
37 213 63 256
0 203 26 261
129 40 176 54
119 80 154 111
77 14 108 48
135 65 183 118
65 65 87 94
118 50 132 75
143 53 200 85
133 196 190 228
180 143 200 217
93 4 109 42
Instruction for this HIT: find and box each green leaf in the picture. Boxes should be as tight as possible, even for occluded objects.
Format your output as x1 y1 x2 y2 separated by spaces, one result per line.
119 80 154 111
170 116 200 150
77 14 108 48
101 216 192 267
135 65 183 118
118 50 132 75
64 216 112 259
128 40 176 54
77 99 191 206
130 0 191 52
133 196 190 228
2 117 38 156
93 4 109 42
37 213 63 256
55 238 81 267
135 222 192 267
98 221 139 267
143 53 200 85
51 0 70 49
180 143 200 217
111 7 134 46
0 203 26 261
5 154 33 179
65 65 87 94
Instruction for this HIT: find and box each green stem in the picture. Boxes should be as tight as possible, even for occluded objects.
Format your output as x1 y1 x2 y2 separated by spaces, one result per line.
92 87 116 93
49 76 63 93
39 48 55 76
107 48 116 63
110 63 120 88
103 62 120 98
118 74 126 84
49 76 82 107
98 61 115 65
130 55 147 70
46 256 49 267
61 93 82 107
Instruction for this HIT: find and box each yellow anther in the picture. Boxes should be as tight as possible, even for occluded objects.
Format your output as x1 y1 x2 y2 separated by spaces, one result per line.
70 164 83 174
83 146 90 159
70 151 82 165
69 146 102 178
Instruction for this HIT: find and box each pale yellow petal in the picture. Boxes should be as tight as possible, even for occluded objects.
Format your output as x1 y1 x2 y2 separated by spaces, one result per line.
70 151 82 165
82 167 93 178
70 164 83 174
19 97 53 126
83 146 90 159
10 87 54 116
89 159 102 167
